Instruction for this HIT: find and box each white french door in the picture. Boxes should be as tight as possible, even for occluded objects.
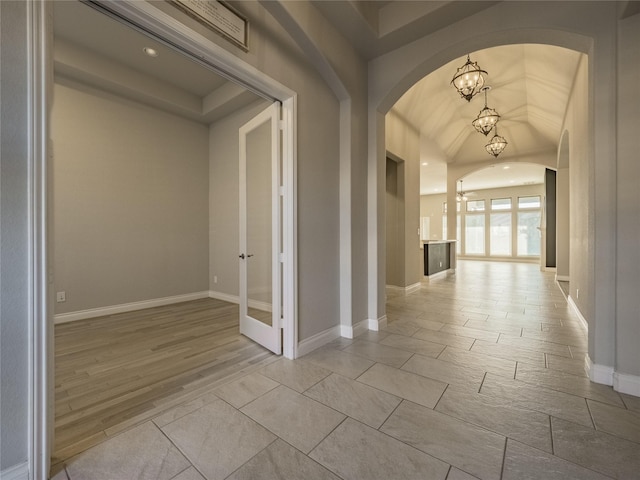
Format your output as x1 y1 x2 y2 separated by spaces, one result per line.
239 102 282 354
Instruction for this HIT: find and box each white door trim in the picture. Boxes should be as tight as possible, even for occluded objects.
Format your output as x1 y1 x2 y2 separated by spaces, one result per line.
29 1 298 478
27 1 50 478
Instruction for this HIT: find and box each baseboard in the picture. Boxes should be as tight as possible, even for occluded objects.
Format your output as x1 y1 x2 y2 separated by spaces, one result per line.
458 256 539 264
0 462 29 480
567 295 588 333
385 282 421 294
423 270 451 282
556 274 570 282
208 291 272 312
297 325 341 357
614 372 640 397
585 355 614 386
208 290 239 304
368 315 388 332
54 291 210 324
340 319 368 339
405 282 421 293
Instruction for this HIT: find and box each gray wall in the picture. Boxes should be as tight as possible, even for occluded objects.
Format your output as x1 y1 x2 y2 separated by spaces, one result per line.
616 12 640 380
561 57 593 343
385 158 404 287
386 111 421 287
556 132 570 280
51 81 210 314
0 0 29 470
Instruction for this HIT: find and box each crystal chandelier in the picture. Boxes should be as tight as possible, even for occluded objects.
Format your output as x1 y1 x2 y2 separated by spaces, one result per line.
472 86 500 136
485 126 508 157
451 54 487 102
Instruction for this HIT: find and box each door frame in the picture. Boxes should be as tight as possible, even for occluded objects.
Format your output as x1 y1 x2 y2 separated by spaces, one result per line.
27 1 298 477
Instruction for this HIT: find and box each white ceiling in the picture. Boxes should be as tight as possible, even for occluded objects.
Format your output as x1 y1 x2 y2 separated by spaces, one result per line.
392 44 583 195
52 2 262 124
312 0 501 60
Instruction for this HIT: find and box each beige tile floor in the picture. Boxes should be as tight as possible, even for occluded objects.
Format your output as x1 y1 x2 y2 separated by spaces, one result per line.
52 261 640 480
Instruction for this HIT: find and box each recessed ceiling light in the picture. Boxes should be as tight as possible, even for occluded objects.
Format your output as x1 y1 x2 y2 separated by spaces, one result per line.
503 165 510 170
143 47 158 57
422 162 428 166
434 188 439 192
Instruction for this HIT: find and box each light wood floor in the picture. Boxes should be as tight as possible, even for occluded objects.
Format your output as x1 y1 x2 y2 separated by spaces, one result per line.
54 297 275 462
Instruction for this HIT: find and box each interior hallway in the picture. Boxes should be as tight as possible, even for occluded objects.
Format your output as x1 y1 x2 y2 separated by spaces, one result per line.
51 261 640 480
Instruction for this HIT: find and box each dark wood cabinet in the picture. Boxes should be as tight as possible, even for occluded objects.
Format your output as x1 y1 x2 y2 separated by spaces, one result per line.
423 241 456 277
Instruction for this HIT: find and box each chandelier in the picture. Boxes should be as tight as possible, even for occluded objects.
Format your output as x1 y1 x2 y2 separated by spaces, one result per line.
450 54 487 102
485 126 508 157
472 86 500 136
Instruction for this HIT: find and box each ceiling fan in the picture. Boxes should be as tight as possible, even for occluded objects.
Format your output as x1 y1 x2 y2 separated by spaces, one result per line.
456 179 475 201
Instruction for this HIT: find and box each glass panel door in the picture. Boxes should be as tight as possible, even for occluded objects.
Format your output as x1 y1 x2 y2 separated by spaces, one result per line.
239 102 281 354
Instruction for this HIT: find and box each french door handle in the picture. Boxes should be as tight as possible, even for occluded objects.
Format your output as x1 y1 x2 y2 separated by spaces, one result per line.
239 254 245 259
239 254 255 259
247 254 254 258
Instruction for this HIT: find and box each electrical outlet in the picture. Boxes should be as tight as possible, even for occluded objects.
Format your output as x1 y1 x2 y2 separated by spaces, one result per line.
439 262 443 267
214 276 218 284
576 288 580 299
56 291 66 303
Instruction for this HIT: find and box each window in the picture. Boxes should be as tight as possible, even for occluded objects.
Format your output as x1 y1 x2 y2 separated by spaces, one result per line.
518 196 541 209
517 211 541 256
466 200 485 212
465 214 485 255
491 198 511 210
421 217 430 241
490 213 511 255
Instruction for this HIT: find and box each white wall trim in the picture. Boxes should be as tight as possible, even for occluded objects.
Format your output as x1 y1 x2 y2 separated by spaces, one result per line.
567 295 588 333
209 290 273 313
27 1 50 478
297 325 341 357
556 274 570 282
0 462 29 480
340 318 369 339
585 355 614 386
423 269 455 282
613 372 640 397
208 290 239 304
53 292 210 324
368 315 388 332
457 256 539 264
385 282 421 294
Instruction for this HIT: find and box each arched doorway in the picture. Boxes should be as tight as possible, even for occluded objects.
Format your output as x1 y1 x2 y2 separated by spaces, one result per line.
367 2 618 389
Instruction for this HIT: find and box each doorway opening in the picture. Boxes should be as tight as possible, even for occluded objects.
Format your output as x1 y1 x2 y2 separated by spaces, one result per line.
46 0 297 471
382 44 584 295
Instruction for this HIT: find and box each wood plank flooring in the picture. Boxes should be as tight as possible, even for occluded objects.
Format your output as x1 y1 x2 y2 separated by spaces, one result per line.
54 298 275 462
